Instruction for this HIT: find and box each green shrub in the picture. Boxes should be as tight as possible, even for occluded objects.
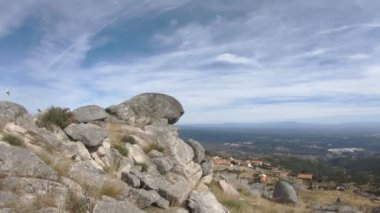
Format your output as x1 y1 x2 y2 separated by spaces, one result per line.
154 144 165 153
136 162 148 172
37 106 75 129
2 134 23 146
121 135 136 144
113 144 129 157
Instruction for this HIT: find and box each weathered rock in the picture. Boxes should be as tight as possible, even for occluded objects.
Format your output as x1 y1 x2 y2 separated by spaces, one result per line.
126 143 150 164
217 180 239 196
147 150 164 158
106 93 184 125
0 101 28 130
127 188 169 209
64 123 107 147
187 191 229 213
2 177 69 210
272 181 298 204
250 183 266 197
93 197 144 213
121 172 141 188
69 161 127 197
35 207 70 213
372 206 380 213
186 139 205 163
200 159 213 176
72 105 108 123
0 142 57 179
152 157 173 174
0 191 17 206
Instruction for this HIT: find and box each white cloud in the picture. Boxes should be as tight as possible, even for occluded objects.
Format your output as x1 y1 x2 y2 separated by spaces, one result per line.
215 53 251 64
2 0 380 124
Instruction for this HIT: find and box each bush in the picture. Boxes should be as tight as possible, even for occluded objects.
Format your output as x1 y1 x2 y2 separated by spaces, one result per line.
113 144 129 157
136 162 148 172
121 135 136 144
154 144 165 153
1 134 23 146
37 106 75 130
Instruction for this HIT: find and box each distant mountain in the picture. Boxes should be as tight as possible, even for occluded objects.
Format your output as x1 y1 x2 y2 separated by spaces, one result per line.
180 121 380 130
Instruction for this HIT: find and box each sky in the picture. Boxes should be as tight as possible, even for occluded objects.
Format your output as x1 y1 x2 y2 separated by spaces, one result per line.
1 0 380 124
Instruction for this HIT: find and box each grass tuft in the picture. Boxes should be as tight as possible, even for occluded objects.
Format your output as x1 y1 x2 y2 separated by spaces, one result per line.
36 106 75 130
1 134 23 146
121 135 136 144
113 144 129 157
136 162 148 172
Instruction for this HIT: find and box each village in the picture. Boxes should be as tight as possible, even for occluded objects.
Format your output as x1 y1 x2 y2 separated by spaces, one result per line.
211 155 343 192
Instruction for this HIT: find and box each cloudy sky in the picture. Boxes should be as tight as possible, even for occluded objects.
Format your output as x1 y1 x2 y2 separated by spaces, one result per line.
1 0 380 124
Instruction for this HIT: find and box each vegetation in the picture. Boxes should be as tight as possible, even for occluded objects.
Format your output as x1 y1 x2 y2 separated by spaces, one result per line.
37 106 75 130
121 135 136 144
66 191 89 213
101 181 124 199
136 162 148 172
113 144 129 157
1 134 23 146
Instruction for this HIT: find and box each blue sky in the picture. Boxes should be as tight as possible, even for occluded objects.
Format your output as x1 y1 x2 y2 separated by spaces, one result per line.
1 0 380 124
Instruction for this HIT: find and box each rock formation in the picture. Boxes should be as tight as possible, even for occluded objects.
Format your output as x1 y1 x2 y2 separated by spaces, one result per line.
272 181 298 204
0 93 227 212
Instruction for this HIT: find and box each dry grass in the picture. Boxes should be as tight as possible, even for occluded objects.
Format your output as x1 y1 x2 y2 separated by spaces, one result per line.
52 160 73 176
107 122 124 146
1 133 24 146
208 180 306 213
300 190 379 212
101 181 124 199
104 156 121 176
66 191 89 213
33 149 73 176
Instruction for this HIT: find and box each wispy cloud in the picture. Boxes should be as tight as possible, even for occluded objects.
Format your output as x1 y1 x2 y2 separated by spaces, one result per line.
1 0 380 124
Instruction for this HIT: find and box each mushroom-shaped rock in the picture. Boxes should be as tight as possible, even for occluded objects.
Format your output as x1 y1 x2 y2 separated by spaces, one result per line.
106 93 184 125
0 101 28 130
72 105 108 123
64 123 107 147
273 181 298 204
186 139 205 163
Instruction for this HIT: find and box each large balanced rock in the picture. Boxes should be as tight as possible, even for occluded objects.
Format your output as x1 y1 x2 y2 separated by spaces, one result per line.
72 105 108 123
186 139 205 163
187 191 229 213
106 93 184 125
64 123 107 147
272 181 298 204
0 101 28 129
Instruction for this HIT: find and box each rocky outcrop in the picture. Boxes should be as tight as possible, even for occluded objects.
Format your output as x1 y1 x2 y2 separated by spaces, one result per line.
0 101 28 129
0 93 226 212
187 191 229 213
186 139 205 163
72 105 108 123
272 181 298 204
93 197 144 213
106 93 184 125
217 180 239 196
0 142 57 179
64 123 107 147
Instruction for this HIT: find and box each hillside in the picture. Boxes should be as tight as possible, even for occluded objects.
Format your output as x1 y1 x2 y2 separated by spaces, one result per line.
0 93 379 213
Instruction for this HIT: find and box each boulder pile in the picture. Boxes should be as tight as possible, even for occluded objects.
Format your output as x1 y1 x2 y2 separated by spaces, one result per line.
0 93 229 213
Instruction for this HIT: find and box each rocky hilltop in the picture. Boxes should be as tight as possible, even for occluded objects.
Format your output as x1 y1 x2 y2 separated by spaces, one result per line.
0 93 228 213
